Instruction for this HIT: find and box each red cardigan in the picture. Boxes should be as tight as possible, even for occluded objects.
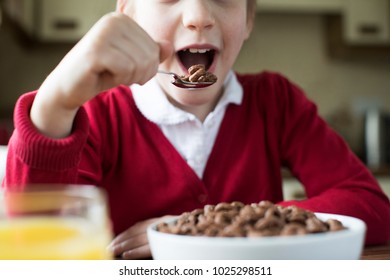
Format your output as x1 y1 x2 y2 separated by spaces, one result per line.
4 72 390 244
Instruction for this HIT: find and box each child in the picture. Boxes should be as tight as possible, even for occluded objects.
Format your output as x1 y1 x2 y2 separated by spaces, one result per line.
3 0 390 259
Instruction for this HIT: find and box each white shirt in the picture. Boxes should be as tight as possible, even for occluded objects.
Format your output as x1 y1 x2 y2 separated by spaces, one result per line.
131 71 243 178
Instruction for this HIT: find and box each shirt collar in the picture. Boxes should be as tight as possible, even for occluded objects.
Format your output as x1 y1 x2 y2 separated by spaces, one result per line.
131 70 243 125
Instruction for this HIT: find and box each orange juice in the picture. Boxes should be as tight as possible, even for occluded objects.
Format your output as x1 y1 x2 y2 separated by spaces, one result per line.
0 216 112 260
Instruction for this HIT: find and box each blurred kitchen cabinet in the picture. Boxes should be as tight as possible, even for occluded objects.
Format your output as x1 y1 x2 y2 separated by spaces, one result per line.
326 3 390 59
3 0 114 42
258 0 390 45
256 0 390 58
343 0 390 45
257 0 343 14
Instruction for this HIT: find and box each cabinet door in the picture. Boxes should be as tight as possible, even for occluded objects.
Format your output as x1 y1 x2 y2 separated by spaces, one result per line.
344 0 390 45
258 0 343 13
39 0 114 42
3 0 35 35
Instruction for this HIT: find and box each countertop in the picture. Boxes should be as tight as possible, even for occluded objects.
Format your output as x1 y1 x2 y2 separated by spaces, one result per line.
361 242 390 260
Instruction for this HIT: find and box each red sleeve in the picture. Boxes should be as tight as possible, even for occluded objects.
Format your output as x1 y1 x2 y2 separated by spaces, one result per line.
3 92 90 187
274 74 390 245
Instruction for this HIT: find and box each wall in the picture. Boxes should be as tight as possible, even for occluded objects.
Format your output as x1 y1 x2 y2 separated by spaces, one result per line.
234 13 390 154
236 14 390 115
0 17 72 119
1 12 390 153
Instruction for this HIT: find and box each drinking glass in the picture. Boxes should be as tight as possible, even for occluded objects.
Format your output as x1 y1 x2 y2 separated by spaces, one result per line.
0 184 113 259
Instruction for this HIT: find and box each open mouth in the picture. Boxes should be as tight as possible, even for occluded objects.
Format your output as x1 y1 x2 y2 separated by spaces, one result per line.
177 48 216 72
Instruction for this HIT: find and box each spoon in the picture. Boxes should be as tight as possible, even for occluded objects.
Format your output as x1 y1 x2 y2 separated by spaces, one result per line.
157 70 216 89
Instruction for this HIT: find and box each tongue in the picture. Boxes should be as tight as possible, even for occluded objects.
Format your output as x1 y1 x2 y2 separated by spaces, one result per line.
179 52 210 72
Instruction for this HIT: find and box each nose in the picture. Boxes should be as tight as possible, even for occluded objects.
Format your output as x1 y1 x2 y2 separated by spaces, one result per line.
182 0 215 31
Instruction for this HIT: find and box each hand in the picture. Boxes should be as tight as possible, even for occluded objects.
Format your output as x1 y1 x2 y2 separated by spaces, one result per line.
108 215 173 260
30 12 173 138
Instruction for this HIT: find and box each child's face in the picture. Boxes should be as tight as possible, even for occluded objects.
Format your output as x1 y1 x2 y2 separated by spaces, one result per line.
118 0 254 112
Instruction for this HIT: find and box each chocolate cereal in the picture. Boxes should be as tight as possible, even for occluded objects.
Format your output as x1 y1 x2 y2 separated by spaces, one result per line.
180 64 218 83
156 201 346 237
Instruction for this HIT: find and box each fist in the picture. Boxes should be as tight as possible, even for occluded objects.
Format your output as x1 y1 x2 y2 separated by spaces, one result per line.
46 12 168 110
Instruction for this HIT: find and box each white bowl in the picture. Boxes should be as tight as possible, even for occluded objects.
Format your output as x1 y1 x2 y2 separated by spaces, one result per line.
147 213 366 260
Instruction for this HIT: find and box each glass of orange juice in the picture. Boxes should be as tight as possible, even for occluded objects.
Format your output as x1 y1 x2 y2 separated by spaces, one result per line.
0 184 113 260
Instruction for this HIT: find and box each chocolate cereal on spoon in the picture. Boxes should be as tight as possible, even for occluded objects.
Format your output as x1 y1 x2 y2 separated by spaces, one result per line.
159 64 217 89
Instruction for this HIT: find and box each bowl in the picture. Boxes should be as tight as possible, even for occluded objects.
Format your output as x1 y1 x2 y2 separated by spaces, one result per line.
147 213 366 260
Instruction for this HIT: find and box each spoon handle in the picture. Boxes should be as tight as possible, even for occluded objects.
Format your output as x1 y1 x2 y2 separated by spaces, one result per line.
157 70 179 79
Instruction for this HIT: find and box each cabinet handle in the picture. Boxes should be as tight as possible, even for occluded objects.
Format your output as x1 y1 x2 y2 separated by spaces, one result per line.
53 20 78 30
358 24 381 35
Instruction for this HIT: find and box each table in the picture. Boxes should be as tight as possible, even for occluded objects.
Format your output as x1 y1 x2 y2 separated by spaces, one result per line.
361 242 390 260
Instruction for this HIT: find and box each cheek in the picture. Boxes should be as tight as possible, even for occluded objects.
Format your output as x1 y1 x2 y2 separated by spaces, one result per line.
220 10 249 41
140 23 172 44
223 21 248 53
133 8 173 42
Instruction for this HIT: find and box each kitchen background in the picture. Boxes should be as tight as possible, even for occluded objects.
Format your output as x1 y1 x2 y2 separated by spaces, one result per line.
0 0 390 197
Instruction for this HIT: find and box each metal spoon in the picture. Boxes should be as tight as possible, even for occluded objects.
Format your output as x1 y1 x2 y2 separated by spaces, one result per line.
157 70 216 89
